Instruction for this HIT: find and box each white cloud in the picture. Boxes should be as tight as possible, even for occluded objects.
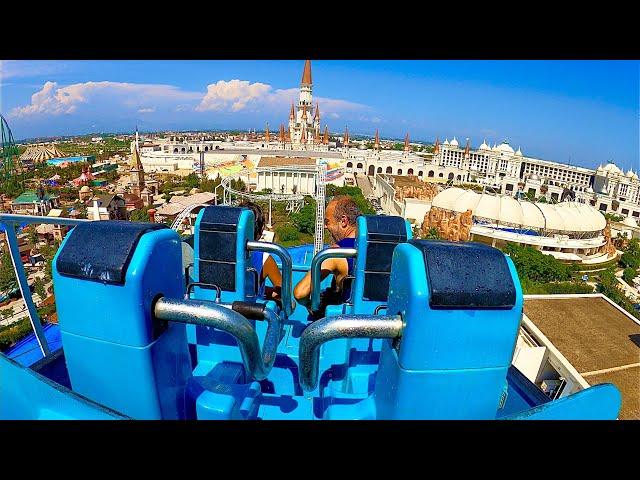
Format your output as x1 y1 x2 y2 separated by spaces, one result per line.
10 81 201 118
138 107 155 113
196 80 367 115
0 60 65 81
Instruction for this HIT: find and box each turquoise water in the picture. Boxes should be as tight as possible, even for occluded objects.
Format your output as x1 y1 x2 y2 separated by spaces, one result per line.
46 156 90 166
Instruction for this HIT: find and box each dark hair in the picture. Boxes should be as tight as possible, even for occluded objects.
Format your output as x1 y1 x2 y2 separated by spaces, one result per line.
239 200 265 240
331 195 360 226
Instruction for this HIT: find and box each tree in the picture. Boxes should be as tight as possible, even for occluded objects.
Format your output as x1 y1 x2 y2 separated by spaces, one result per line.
623 267 637 285
1 307 14 319
0 252 17 295
130 206 151 222
32 277 46 300
425 227 441 240
290 201 316 235
538 196 547 203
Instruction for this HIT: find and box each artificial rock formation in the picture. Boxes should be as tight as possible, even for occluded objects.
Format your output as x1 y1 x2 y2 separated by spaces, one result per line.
421 206 473 242
600 221 617 258
394 181 441 203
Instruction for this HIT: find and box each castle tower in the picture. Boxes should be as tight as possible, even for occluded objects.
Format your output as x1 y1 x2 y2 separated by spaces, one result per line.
130 128 145 197
299 60 313 108
323 125 329 145
265 123 270 145
374 129 380 152
343 126 350 154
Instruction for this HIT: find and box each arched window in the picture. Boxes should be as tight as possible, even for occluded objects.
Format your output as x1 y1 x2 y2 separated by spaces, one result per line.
181 148 186 153
368 165 375 176
205 146 209 152
377 167 382 173
397 169 403 175
174 148 178 153
428 171 434 177
448 173 454 180
456 175 461 181
408 168 414 175
347 162 353 168
418 171 423 177
357 163 363 169
439 173 444 178
386 166 392 173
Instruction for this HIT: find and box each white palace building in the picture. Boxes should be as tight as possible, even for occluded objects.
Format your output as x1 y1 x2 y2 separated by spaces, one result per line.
132 60 640 222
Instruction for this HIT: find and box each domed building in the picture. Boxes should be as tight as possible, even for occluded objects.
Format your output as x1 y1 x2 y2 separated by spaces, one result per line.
430 187 611 263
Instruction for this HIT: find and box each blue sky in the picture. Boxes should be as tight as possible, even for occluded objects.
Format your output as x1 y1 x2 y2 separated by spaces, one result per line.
1 60 638 171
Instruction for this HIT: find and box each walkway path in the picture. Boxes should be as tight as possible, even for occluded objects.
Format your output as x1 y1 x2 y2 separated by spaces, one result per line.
356 175 373 198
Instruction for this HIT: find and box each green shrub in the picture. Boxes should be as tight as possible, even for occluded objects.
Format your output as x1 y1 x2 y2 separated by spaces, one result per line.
276 224 299 242
503 243 575 283
623 267 637 285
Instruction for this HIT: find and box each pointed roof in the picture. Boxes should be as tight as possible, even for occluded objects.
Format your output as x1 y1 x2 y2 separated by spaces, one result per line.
279 124 285 143
374 129 380 149
301 125 307 143
464 138 470 156
314 102 320 120
323 125 329 145
301 60 312 85
434 137 440 154
130 144 143 170
301 104 307 119
404 133 410 152
344 126 349 146
290 103 295 119
314 128 320 144
265 123 270 143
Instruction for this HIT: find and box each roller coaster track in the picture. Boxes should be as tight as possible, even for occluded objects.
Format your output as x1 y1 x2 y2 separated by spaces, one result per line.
170 203 211 231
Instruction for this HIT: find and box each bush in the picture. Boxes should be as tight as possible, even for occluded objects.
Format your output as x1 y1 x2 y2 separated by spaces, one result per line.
623 267 637 285
290 201 316 235
276 224 299 242
0 316 45 352
520 278 594 294
503 243 575 283
620 252 640 269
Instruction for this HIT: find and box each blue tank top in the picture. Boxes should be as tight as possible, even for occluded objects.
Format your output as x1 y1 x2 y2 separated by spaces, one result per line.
335 237 356 302
250 250 265 297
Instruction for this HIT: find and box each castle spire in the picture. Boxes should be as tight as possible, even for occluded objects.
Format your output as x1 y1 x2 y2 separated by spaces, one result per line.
434 137 440 155
404 133 410 152
374 129 380 151
301 60 312 85
464 138 470 157
290 102 295 120
314 102 320 121
279 124 285 143
301 124 307 143
344 126 349 147
265 123 270 143
323 125 329 145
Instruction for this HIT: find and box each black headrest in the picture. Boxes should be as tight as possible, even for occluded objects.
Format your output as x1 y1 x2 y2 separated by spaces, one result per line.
362 216 408 302
409 240 516 309
199 205 243 232
197 206 244 291
56 221 167 285
364 215 407 242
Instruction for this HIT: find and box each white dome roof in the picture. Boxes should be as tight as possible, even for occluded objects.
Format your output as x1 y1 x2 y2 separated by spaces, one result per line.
431 187 606 234
491 143 499 151
450 137 459 147
515 146 523 156
626 170 638 179
623 216 638 227
602 163 623 175
443 138 450 145
479 140 490 150
497 142 514 154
